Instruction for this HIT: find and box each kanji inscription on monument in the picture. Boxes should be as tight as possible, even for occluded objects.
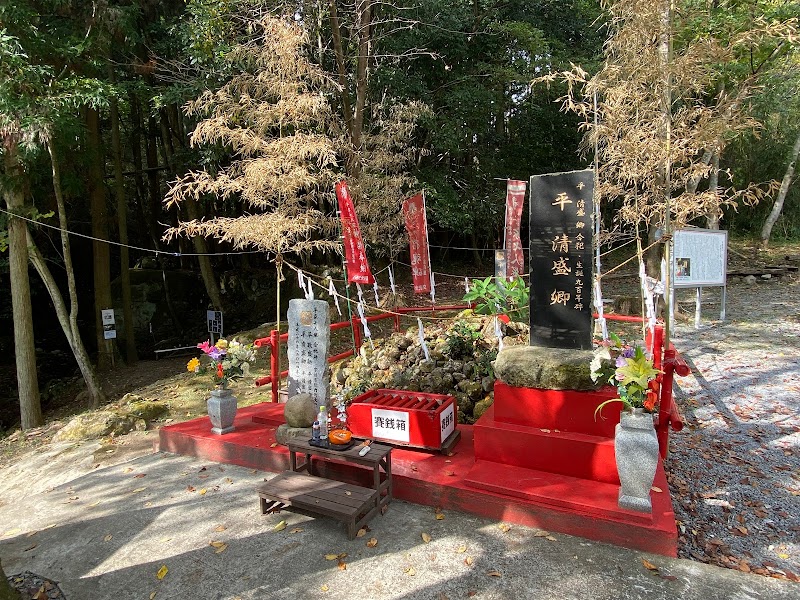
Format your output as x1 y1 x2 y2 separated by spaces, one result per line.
529 169 594 350
287 299 330 409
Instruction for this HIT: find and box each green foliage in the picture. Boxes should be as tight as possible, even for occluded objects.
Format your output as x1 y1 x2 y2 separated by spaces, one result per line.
463 276 529 321
475 347 499 379
445 320 482 358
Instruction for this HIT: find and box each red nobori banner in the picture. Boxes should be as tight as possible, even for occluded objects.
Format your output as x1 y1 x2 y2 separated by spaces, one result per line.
336 181 374 285
504 179 527 277
402 192 431 294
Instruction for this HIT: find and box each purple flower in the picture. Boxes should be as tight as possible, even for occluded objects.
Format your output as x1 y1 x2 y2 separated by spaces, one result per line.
621 346 635 358
208 348 226 361
615 355 627 368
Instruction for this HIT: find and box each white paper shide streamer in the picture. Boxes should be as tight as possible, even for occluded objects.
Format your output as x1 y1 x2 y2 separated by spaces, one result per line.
494 316 504 352
429 272 436 304
593 278 608 341
464 277 470 294
373 281 380 306
297 270 305 291
356 283 364 305
305 275 314 300
417 317 430 361
328 278 342 316
357 301 373 349
388 265 397 295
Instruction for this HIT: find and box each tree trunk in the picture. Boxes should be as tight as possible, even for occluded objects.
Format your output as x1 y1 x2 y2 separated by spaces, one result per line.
0 557 20 600
130 94 161 251
2 138 42 430
761 129 800 249
27 231 107 408
350 0 372 177
706 149 721 230
86 107 115 370
329 0 354 139
111 87 138 364
45 142 108 408
157 112 223 310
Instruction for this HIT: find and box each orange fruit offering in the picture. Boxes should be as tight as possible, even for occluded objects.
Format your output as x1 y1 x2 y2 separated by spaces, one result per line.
329 429 352 445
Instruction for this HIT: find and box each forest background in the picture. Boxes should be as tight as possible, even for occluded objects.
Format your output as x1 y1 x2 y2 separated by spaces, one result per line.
0 0 798 432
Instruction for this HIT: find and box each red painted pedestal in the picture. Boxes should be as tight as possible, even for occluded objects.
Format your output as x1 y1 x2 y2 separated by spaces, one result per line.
465 381 677 555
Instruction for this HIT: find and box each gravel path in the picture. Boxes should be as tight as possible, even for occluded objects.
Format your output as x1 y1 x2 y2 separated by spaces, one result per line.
667 276 800 581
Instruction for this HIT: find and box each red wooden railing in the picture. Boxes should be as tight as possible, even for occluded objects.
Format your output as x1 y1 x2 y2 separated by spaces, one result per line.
253 304 472 403
253 308 688 459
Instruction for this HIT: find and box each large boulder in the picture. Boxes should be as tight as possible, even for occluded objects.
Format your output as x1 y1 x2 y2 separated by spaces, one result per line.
493 346 599 391
284 393 317 428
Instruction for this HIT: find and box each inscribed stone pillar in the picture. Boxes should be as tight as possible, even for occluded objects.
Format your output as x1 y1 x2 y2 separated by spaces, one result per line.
529 169 594 350
287 299 330 410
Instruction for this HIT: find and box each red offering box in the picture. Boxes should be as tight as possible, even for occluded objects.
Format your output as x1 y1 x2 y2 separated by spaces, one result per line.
347 389 459 452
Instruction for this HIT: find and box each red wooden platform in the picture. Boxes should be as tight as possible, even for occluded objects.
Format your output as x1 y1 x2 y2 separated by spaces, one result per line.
159 400 677 556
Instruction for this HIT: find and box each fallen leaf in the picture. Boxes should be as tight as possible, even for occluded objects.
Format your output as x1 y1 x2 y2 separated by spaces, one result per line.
104 535 113 542
778 553 790 559
320 584 329 592
404 566 416 576
123 467 133 473
272 520 287 532
422 532 432 544
225 478 234 484
651 486 662 493
366 538 378 548
149 593 157 599
214 525 227 532
23 544 37 552
338 559 347 571
486 570 502 577
533 530 550 537
457 545 467 553
270 443 278 448
156 565 168 580
464 556 474 566
134 473 146 479
344 491 352 496
356 528 367 538
498 523 511 533
209 541 228 554
289 528 303 534
87 501 101 508
444 470 456 477
642 559 659 571
186 485 196 492
199 466 207 472
26 531 38 538
325 554 340 561
198 488 207 495
546 535 557 542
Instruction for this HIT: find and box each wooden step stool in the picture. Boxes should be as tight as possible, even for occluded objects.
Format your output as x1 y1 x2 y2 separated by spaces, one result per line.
257 470 380 539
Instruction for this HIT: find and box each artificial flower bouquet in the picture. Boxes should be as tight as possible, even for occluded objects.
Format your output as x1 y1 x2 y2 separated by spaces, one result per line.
187 338 257 387
591 333 661 418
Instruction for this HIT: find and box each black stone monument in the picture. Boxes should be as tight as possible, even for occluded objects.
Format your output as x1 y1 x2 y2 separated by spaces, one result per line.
529 169 594 349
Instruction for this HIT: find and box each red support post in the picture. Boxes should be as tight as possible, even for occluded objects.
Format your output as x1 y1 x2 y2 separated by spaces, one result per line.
270 329 279 403
351 316 362 351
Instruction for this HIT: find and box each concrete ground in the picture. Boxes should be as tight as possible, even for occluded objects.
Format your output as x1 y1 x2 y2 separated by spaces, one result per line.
0 432 796 600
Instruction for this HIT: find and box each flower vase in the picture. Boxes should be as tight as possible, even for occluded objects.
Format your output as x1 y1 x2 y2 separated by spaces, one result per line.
615 407 658 513
208 386 237 435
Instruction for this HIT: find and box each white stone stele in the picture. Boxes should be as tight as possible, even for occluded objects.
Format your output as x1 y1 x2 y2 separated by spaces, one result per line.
208 387 237 435
615 407 659 513
287 298 331 411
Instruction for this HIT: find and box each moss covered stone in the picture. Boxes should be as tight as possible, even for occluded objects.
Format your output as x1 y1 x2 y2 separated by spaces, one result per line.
493 346 600 391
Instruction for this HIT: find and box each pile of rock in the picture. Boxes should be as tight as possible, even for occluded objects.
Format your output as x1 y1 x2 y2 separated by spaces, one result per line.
330 314 529 423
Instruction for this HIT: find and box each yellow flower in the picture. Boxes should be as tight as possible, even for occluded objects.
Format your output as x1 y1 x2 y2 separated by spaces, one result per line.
187 357 201 373
216 339 229 349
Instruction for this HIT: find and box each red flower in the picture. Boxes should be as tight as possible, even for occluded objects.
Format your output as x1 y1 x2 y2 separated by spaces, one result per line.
216 363 224 379
644 391 658 412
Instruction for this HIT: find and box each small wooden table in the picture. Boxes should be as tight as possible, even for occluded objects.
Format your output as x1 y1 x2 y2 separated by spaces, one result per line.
257 439 392 539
